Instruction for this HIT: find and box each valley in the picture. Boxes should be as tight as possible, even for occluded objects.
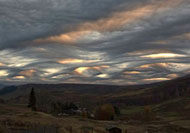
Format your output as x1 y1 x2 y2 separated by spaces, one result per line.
0 75 190 132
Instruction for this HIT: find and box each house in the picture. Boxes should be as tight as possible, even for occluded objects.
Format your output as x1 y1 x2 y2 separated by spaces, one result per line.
105 126 122 133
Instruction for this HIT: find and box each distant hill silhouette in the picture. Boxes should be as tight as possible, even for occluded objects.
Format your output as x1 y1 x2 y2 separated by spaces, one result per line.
0 86 17 95
0 74 189 106
0 84 6 89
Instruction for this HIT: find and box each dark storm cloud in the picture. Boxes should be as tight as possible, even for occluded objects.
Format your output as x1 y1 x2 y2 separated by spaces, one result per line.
0 0 130 48
0 0 190 85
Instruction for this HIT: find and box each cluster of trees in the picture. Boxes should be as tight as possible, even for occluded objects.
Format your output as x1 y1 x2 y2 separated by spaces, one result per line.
51 101 78 114
113 86 190 106
27 88 78 115
27 88 122 121
94 104 120 120
152 86 190 104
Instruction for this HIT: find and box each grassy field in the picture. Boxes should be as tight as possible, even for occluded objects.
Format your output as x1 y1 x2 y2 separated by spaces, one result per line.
0 98 190 133
121 106 144 115
0 104 146 133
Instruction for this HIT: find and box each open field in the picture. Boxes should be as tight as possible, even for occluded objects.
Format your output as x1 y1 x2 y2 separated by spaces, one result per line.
0 75 190 132
0 98 190 133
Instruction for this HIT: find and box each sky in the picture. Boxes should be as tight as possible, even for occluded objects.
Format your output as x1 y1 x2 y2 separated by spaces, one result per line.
0 0 190 85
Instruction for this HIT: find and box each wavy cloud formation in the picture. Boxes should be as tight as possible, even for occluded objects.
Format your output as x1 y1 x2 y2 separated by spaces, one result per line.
34 0 184 44
0 0 189 85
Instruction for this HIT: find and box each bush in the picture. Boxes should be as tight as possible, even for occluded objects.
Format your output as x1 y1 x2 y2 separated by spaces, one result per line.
144 106 156 121
51 101 78 114
95 104 115 120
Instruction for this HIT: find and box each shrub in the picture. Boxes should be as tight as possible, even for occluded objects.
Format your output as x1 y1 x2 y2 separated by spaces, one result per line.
95 104 115 120
144 106 155 121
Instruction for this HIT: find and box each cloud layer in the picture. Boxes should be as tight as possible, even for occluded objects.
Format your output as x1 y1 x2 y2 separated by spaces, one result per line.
0 0 190 85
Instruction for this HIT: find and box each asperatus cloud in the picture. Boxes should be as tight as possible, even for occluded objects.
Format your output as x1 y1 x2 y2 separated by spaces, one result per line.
0 0 189 85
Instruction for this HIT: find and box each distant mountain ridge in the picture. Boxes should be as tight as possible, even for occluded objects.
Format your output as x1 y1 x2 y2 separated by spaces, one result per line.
0 86 17 95
0 74 189 106
0 84 6 89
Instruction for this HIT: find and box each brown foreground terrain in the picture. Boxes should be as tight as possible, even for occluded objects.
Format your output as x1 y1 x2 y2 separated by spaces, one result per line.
0 75 190 133
0 99 190 133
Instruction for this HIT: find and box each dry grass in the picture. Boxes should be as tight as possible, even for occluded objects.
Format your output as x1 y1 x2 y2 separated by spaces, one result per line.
0 103 190 133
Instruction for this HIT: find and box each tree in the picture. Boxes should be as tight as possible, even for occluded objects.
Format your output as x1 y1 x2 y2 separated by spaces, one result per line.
95 104 115 120
144 105 154 121
51 101 78 114
114 106 121 116
28 88 36 111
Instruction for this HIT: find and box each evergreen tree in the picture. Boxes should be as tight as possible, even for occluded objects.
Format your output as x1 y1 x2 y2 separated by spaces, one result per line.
28 88 36 111
113 106 121 116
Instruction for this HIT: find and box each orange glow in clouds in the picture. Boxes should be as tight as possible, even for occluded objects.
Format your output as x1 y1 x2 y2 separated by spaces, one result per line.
137 63 169 69
144 78 170 81
34 0 184 44
57 58 99 64
173 32 190 40
124 71 141 74
167 74 178 79
74 65 110 75
14 76 25 79
141 53 187 59
0 62 5 67
19 69 36 77
0 70 9 77
74 67 90 75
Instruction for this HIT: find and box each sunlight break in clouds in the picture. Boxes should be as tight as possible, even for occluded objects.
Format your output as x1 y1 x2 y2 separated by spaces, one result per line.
96 74 110 78
0 50 38 68
34 0 184 44
137 63 169 69
0 0 189 85
136 63 190 73
123 71 141 74
141 53 187 59
0 62 5 67
144 78 170 81
42 68 62 76
167 74 179 79
13 76 25 79
19 69 36 77
74 67 90 75
57 59 99 64
0 70 9 77
74 66 110 75
173 32 190 40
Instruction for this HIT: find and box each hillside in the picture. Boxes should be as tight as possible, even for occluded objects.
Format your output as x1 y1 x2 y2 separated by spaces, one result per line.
107 74 190 106
0 84 5 89
0 97 190 132
0 75 190 133
0 74 189 107
2 103 187 133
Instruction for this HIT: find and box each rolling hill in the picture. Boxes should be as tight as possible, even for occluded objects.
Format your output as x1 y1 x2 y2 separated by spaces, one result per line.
0 84 6 89
0 75 190 133
0 74 189 107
